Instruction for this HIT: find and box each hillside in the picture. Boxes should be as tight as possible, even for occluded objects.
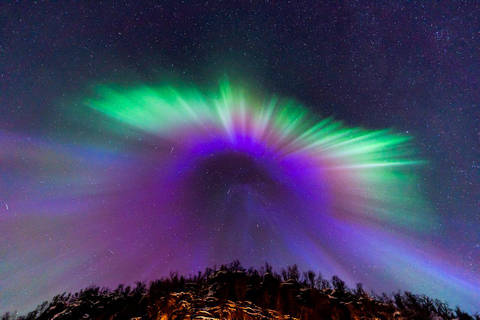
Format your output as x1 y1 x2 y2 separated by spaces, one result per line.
3 262 478 320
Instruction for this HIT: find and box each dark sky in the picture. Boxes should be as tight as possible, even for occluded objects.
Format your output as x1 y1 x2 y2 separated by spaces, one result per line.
1 1 479 315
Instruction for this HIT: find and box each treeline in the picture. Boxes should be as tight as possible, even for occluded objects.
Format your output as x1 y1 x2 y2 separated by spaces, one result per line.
2 260 478 320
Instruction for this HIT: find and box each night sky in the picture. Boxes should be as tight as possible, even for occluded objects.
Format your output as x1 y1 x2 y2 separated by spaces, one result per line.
1 1 479 315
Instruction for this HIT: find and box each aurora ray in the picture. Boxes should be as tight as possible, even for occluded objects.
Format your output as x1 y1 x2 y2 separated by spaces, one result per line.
85 80 428 230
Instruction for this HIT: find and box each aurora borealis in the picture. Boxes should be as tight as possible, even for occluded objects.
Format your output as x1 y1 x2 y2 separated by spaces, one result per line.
2 80 479 314
2 1 479 316
86 81 427 230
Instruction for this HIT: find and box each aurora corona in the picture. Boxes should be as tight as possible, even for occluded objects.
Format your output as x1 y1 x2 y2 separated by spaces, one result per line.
86 81 426 230
2 80 479 314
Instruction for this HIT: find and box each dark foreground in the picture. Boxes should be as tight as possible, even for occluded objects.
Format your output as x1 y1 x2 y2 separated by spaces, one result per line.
3 262 479 320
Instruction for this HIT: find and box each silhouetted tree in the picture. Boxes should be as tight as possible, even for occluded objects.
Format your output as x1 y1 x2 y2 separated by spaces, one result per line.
332 275 346 292
378 292 393 304
247 266 262 286
393 291 405 311
170 271 179 281
2 313 15 320
319 278 331 290
272 271 282 281
264 262 273 274
355 282 367 298
434 299 453 318
228 260 245 272
456 306 476 320
303 270 316 288
315 272 325 289
204 267 214 279
133 281 147 294
287 264 300 282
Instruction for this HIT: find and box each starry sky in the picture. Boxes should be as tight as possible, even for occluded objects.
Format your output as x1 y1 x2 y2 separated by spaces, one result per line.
1 1 479 315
